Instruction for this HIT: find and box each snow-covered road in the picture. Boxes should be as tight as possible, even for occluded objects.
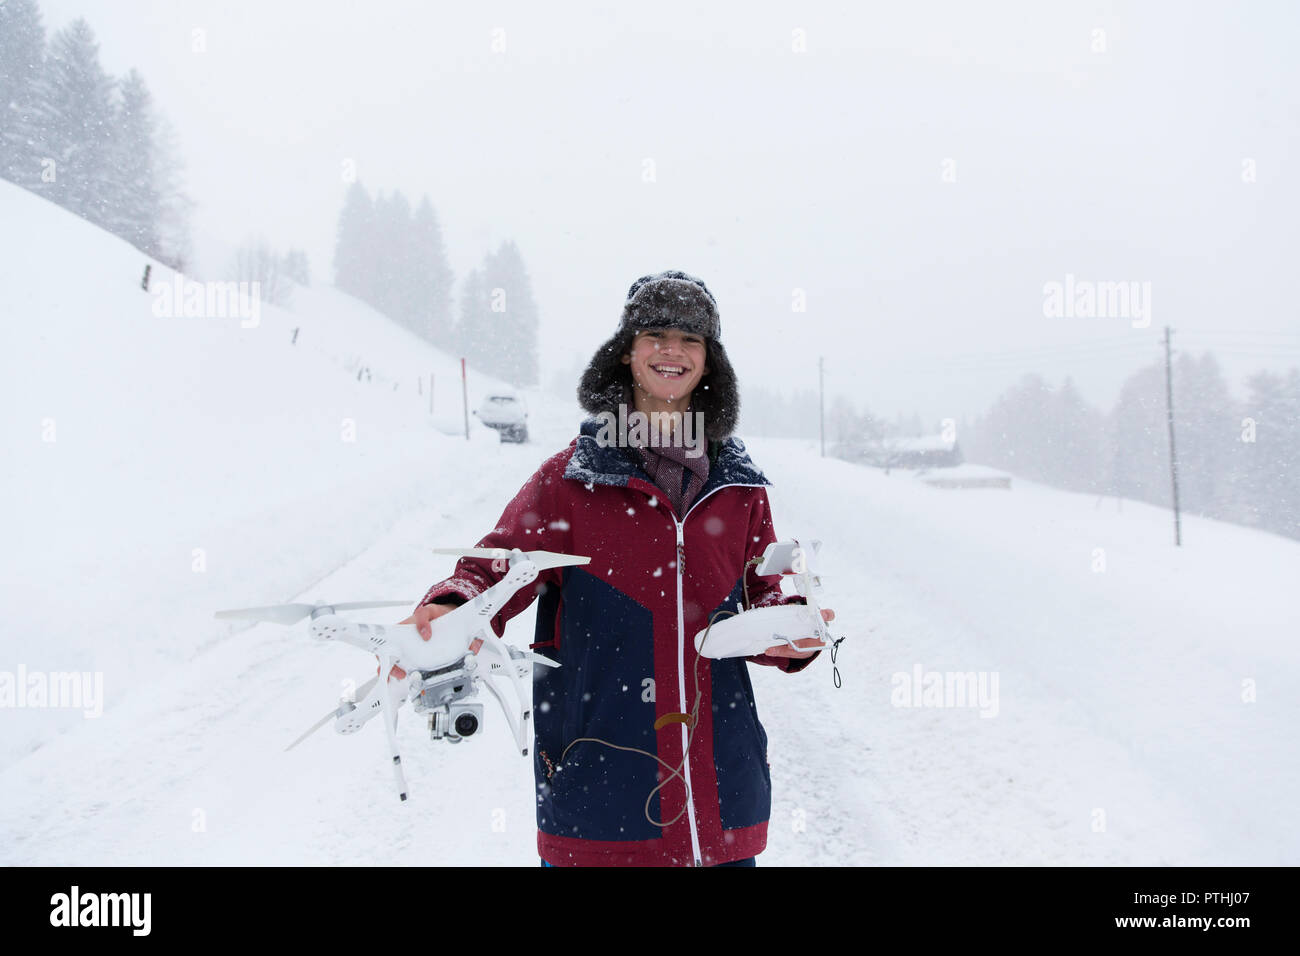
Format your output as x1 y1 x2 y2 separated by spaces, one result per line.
4 427 1295 865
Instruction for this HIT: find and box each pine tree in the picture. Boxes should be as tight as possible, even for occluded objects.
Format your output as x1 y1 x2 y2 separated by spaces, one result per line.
0 0 46 188
151 115 192 271
333 180 375 300
1054 376 1106 492
373 189 414 328
29 18 117 227
411 195 455 344
1172 352 1235 519
1108 362 1171 507
456 266 489 368
108 69 161 257
480 239 539 387
1237 368 1300 539
232 237 291 307
969 374 1056 481
282 248 310 286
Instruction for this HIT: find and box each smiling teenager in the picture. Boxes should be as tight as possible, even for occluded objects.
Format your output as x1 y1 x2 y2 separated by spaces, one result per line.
400 270 831 867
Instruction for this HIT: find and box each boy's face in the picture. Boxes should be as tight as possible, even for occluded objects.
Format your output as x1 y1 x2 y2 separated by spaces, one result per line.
622 328 710 404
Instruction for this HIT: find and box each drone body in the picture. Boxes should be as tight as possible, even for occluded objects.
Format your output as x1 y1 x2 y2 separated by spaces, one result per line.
215 547 588 801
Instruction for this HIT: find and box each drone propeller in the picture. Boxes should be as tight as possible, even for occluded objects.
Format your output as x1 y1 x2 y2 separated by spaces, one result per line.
432 547 591 571
284 675 383 752
215 600 414 626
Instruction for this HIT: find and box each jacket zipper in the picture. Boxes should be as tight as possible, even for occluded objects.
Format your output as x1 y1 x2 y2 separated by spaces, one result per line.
672 515 702 867
667 482 762 868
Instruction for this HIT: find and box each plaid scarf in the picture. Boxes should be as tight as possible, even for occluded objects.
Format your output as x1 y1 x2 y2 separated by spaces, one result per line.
636 438 711 517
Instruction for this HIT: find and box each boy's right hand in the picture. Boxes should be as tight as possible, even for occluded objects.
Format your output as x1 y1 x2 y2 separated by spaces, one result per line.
379 601 459 682
402 601 458 640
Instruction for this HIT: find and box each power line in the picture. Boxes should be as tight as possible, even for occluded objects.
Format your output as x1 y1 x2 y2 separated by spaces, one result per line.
886 335 1299 372
1179 333 1300 343
1175 337 1300 352
1184 348 1300 360
895 343 1160 373
967 335 1150 352
1182 329 1300 339
937 336 1155 361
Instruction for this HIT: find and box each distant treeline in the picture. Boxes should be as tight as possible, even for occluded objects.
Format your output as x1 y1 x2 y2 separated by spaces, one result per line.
785 354 1300 543
332 180 539 388
964 358 1300 542
0 1 192 269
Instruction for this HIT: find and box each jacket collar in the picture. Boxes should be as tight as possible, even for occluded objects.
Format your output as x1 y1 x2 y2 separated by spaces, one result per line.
564 416 772 498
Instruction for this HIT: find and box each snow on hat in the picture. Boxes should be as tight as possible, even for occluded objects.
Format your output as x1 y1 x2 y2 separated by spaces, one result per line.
577 270 740 440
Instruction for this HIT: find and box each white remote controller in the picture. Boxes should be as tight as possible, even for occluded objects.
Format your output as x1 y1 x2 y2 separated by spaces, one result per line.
694 601 831 659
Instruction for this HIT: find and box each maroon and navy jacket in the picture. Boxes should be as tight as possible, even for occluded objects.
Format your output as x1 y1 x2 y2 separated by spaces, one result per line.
417 417 820 866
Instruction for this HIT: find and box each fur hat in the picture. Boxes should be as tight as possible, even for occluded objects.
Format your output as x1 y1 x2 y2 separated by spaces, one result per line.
577 270 740 440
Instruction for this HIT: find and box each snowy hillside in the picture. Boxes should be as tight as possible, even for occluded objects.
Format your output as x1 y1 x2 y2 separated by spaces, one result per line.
0 180 581 769
2 179 1298 866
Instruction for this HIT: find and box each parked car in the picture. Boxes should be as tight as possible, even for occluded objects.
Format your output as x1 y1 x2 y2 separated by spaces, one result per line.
473 393 528 443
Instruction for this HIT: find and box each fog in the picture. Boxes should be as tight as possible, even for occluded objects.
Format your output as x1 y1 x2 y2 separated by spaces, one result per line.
32 0 1300 423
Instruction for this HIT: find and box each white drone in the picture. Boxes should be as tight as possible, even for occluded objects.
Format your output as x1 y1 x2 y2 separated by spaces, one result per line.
695 538 836 659
214 546 589 801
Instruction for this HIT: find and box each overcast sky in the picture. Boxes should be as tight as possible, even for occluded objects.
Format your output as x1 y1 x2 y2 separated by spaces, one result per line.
35 0 1300 425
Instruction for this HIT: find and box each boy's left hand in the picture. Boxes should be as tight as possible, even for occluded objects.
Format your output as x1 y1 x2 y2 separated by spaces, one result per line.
762 608 835 658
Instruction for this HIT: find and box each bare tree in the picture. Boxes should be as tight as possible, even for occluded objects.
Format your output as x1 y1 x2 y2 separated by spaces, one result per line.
231 238 292 308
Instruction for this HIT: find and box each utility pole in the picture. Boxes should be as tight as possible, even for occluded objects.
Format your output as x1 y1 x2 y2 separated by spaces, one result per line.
818 356 825 457
1163 326 1182 546
461 359 470 440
